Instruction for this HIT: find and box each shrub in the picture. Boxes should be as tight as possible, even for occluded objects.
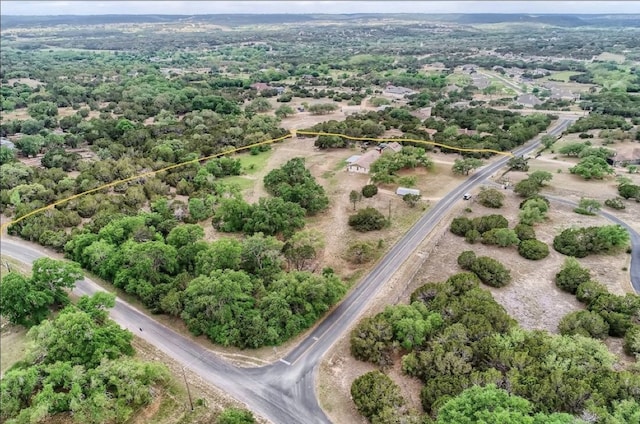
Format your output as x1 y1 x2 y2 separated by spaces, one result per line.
518 239 550 260
217 408 256 424
514 223 536 241
464 229 481 244
558 310 609 339
477 187 505 208
471 214 509 234
450 217 473 236
481 228 519 247
457 251 477 270
576 280 608 304
345 241 378 264
624 325 640 356
604 197 625 210
618 184 640 200
553 225 630 258
469 256 511 287
351 371 406 422
348 207 387 232
361 184 378 198
555 257 591 294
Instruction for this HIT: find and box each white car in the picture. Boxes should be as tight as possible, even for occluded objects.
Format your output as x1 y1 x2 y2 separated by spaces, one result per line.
463 193 472 200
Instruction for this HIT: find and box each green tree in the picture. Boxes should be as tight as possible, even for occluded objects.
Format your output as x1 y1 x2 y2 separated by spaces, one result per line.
575 198 601 215
570 156 615 180
275 104 295 118
26 305 134 367
282 229 324 271
528 170 553 187
507 156 530 172
403 193 421 208
196 238 243 275
477 187 505 208
350 315 395 366
350 189 362 210
349 207 387 232
436 384 581 424
0 258 82 327
514 178 541 198
452 158 483 176
362 184 378 198
351 371 406 422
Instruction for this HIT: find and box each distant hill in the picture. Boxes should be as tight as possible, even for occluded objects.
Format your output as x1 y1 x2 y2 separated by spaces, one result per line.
2 13 640 30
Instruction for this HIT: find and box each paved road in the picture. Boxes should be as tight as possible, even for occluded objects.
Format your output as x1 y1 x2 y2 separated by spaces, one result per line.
4 118 615 424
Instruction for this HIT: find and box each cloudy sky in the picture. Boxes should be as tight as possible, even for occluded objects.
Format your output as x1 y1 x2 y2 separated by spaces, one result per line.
3 1 640 15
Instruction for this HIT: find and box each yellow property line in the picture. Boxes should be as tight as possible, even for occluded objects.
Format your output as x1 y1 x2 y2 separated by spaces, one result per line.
0 130 512 233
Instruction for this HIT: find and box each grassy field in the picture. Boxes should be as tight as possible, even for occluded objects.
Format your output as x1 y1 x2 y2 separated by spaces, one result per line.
446 72 472 86
544 71 583 82
235 149 273 174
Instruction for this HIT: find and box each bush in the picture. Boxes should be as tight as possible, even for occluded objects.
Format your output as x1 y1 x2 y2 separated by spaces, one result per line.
345 241 378 264
348 207 387 232
576 280 608 304
351 371 406 422
477 187 505 208
623 325 640 356
464 229 481 244
514 223 536 241
469 256 511 287
217 408 256 424
481 228 519 247
555 257 591 294
558 310 609 339
450 217 473 236
604 197 626 210
361 184 378 198
457 251 477 270
553 225 630 258
518 239 550 260
472 214 509 234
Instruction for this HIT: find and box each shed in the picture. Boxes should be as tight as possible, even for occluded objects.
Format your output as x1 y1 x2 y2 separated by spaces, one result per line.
346 155 361 164
396 187 420 196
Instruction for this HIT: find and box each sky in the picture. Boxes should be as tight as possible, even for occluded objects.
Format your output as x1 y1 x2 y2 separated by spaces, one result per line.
2 1 640 16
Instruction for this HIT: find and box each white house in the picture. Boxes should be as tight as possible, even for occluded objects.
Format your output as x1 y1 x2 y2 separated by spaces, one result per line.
347 150 380 174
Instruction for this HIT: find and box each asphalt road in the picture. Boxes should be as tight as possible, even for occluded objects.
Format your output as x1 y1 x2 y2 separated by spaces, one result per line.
7 117 630 424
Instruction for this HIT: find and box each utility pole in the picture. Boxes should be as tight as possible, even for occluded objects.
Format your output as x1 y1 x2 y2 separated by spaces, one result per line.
182 367 194 411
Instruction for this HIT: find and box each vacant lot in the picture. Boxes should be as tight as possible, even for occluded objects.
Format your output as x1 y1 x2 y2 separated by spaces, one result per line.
319 149 640 424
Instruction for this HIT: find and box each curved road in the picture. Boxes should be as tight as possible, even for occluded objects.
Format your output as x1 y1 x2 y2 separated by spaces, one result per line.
5 118 637 423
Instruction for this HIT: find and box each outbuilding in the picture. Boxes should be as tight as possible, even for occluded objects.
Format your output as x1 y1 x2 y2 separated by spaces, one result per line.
396 187 420 196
